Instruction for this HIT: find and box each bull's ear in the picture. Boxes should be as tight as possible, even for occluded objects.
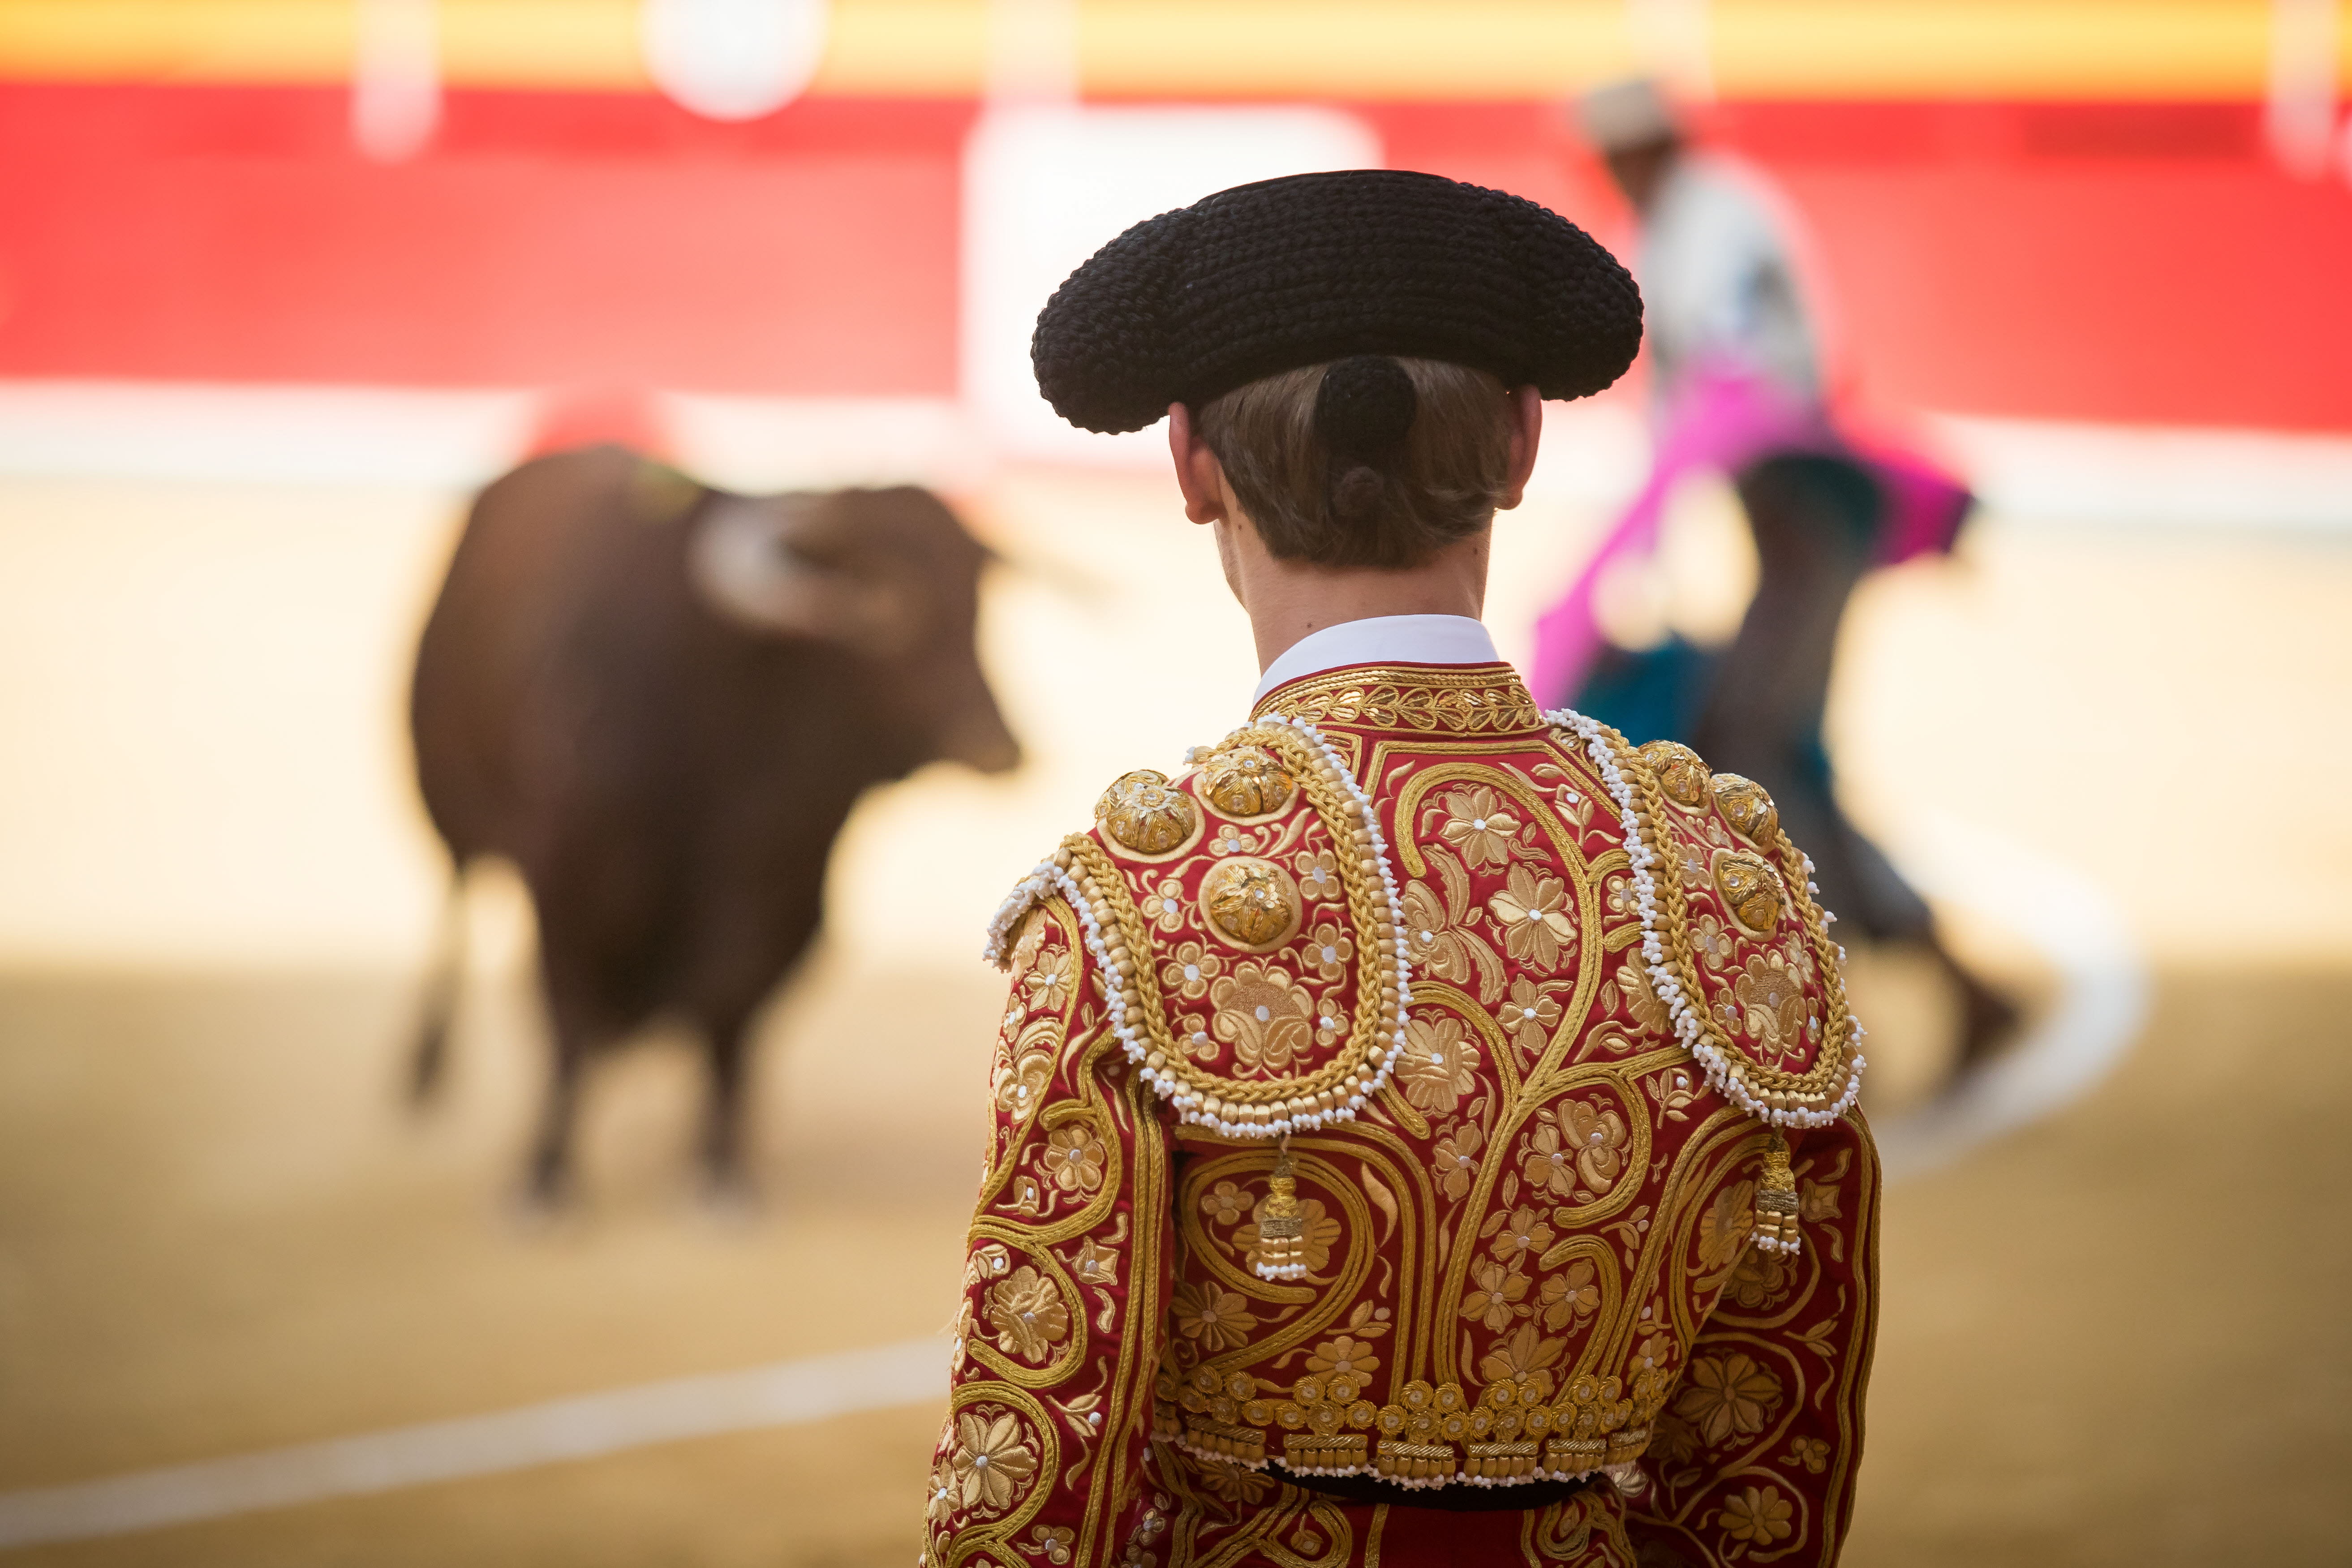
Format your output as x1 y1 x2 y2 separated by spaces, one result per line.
686 494 919 655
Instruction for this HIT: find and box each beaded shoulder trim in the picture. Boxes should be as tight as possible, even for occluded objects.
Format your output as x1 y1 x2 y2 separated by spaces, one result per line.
1547 709 1865 1130
983 716 1410 1142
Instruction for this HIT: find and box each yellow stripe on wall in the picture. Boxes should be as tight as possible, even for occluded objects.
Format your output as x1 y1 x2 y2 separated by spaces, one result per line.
0 0 2336 99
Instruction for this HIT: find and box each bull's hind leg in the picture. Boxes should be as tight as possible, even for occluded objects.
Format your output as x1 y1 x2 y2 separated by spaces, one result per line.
525 962 616 1208
699 1006 761 1210
407 869 468 1103
525 1032 587 1207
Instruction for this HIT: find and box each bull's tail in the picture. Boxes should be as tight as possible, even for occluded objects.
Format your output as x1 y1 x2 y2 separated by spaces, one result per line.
408 866 469 1104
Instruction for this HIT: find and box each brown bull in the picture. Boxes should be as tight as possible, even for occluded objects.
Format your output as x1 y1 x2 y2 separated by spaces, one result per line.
409 445 1019 1203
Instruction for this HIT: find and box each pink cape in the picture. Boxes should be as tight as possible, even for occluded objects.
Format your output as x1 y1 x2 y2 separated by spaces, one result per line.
1527 366 1971 706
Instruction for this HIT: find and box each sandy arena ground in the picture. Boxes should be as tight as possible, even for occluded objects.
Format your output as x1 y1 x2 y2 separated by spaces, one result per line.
0 464 2346 1564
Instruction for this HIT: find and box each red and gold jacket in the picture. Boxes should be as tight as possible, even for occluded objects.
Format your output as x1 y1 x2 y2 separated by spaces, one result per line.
924 664 1879 1568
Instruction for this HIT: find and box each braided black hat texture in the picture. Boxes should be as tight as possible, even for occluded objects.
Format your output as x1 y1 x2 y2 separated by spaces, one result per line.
1032 169 1643 434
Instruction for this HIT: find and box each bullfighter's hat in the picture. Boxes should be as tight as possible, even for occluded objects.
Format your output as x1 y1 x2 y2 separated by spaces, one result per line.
1030 169 1642 440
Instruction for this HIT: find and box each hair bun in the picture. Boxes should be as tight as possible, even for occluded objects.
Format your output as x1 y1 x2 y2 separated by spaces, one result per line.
1314 355 1418 459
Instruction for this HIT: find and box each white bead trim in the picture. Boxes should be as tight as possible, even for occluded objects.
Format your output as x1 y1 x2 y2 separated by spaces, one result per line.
982 715 1412 1141
1544 708 1864 1130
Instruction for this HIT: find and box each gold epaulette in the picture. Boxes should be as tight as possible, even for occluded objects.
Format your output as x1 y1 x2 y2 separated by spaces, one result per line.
983 716 1414 1148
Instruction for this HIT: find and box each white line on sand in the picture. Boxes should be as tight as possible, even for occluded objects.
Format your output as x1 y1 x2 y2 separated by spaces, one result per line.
1872 812 2151 1181
0 1337 944 1549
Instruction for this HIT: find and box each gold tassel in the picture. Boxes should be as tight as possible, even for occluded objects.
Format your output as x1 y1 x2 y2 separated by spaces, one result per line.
1253 1140 1310 1280
1752 1129 1802 1257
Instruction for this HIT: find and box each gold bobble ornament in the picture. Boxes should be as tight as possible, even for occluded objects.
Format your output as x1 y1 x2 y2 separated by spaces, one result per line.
1252 1142 1310 1280
1200 744 1295 818
1752 1129 1802 1255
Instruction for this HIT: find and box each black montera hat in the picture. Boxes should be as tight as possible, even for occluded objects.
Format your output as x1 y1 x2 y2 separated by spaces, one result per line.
1031 168 1643 435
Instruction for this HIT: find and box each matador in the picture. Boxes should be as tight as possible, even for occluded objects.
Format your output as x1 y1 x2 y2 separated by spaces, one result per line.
923 170 1879 1568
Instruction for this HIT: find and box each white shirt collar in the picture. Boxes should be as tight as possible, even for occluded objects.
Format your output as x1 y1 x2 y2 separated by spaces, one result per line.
1250 614 1501 705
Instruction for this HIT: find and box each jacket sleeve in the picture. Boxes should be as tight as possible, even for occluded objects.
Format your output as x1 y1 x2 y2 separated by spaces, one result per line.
1625 1111 1882 1567
922 895 1178 1568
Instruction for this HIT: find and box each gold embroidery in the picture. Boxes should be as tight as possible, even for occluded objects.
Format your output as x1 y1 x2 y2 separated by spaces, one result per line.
1711 772 1780 847
947 1405 1044 1514
1201 745 1295 818
1712 850 1782 936
1096 769 1200 855
1199 856 1302 949
1252 664 1544 734
987 1266 1071 1362
1637 740 1711 808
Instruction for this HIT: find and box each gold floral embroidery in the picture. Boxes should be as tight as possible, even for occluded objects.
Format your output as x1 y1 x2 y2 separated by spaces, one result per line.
1488 1205 1556 1267
1139 873 1187 933
1723 1247 1790 1310
948 1295 976 1376
1292 847 1342 903
1488 866 1576 971
1732 953 1806 1050
1498 976 1562 1053
1522 1099 1629 1198
1023 943 1075 1013
1307 1335 1381 1378
1432 1121 1484 1200
1158 940 1222 1001
986 1266 1069 1362
1462 1259 1531 1329
1041 1125 1105 1193
1397 1013 1482 1113
1200 1179 1251 1225
993 1048 1053 1119
1538 1260 1600 1329
1008 908 1049 977
1784 1436 1830 1473
1432 784 1521 868
1196 1463 1275 1507
1209 959 1315 1074
1676 1353 1782 1447
1072 1236 1118 1285
1698 1180 1757 1271
1476 1321 1566 1390
1024 1523 1077 1564
1401 846 1504 1003
1692 912 1737 971
1172 1279 1258 1351
950 1408 1040 1513
1607 951 1670 1036
1717 1484 1795 1545
926 1451 959 1523
1303 920 1355 984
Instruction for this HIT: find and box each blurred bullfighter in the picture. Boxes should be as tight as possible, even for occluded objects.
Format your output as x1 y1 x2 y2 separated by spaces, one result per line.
408 446 1020 1203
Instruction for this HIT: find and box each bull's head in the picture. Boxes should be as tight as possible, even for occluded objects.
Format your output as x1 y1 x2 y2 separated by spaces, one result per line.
686 484 1020 776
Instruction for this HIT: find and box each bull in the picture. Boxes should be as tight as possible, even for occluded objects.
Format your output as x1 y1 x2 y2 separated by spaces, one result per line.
408 444 1019 1204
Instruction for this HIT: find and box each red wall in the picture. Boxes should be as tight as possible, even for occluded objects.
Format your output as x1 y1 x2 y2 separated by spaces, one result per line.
2 84 2347 427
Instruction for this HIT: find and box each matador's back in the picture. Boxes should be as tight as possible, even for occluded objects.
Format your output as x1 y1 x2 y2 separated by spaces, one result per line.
927 661 1879 1568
